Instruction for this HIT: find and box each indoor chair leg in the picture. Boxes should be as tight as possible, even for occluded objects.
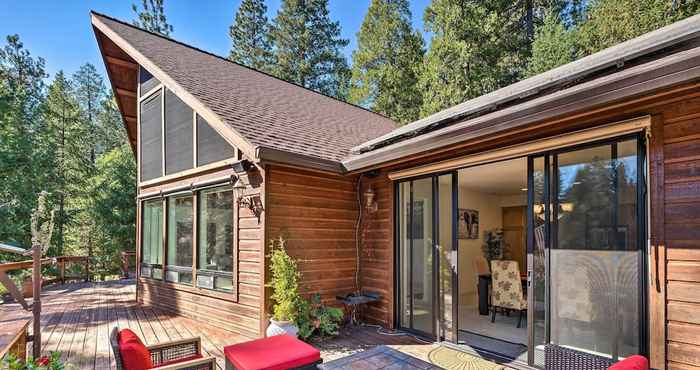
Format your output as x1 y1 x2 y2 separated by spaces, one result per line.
517 309 523 328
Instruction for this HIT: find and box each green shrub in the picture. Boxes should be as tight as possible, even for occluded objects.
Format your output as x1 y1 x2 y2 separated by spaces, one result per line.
267 237 301 322
296 293 344 341
3 352 64 369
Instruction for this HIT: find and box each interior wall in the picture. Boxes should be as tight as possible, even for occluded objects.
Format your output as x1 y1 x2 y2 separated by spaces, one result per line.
457 185 503 307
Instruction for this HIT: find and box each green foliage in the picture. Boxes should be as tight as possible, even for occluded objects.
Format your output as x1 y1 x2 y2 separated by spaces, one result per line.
296 293 344 341
0 34 47 249
417 0 553 116
270 0 350 99
526 11 576 77
482 229 506 264
576 0 700 57
349 0 424 124
229 0 274 73
3 351 64 370
267 237 301 322
132 0 173 36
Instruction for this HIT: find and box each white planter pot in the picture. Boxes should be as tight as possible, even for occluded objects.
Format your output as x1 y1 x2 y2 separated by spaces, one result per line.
266 319 299 338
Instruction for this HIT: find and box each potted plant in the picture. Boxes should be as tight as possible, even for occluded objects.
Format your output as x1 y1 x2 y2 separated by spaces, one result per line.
266 237 301 337
482 229 506 267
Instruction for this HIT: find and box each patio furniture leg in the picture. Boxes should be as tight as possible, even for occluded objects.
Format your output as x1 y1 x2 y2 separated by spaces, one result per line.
491 307 496 323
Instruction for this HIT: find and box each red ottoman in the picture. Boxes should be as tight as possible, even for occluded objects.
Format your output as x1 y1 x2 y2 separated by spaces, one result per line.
224 334 322 370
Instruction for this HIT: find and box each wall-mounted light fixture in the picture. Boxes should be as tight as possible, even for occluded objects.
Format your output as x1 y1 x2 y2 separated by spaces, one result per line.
231 160 263 218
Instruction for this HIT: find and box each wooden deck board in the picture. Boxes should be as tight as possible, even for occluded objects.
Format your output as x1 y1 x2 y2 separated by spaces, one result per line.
1 280 423 369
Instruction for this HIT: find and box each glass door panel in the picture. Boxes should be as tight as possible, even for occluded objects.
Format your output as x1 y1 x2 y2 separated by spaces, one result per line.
528 156 548 367
398 177 436 337
551 139 641 360
411 178 435 335
438 174 456 342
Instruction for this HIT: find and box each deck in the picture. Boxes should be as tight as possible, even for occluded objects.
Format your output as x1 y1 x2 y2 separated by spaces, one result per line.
0 280 427 369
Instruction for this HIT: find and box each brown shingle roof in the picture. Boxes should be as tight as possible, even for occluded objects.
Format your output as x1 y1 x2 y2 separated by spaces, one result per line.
92 12 397 164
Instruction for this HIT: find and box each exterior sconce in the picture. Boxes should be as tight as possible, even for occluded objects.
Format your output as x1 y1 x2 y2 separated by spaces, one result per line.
233 177 263 218
364 187 378 213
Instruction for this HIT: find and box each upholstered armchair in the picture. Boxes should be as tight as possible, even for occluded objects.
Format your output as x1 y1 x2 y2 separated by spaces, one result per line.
490 260 527 328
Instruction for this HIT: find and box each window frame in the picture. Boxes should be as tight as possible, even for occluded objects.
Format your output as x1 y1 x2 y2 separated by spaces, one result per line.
140 198 164 280
195 185 236 294
165 193 195 286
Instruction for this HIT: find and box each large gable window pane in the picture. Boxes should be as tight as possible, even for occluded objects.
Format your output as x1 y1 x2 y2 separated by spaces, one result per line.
140 91 162 181
165 89 194 175
139 66 160 96
197 115 234 166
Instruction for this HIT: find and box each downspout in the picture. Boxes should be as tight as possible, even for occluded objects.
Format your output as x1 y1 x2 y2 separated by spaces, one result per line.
354 174 364 296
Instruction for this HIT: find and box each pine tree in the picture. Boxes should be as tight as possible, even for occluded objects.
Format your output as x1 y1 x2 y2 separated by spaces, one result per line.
576 0 700 57
132 0 173 36
525 11 576 77
270 0 350 99
0 34 47 249
72 63 105 165
349 0 424 124
229 0 274 72
42 72 82 256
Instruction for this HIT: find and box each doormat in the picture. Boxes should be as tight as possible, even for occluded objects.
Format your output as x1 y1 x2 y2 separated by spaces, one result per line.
428 346 507 370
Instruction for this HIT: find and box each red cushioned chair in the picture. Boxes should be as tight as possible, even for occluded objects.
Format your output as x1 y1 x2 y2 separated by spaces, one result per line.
608 356 649 370
111 327 216 370
223 334 322 370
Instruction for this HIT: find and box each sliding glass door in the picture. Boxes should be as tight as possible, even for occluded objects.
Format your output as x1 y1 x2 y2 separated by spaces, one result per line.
527 135 646 367
397 173 457 341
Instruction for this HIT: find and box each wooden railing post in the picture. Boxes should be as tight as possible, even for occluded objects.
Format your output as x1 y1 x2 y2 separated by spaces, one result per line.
31 244 41 359
85 257 90 282
59 259 65 284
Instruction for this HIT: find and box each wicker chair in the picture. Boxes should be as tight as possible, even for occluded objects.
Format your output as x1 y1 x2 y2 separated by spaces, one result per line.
544 344 615 370
110 327 216 370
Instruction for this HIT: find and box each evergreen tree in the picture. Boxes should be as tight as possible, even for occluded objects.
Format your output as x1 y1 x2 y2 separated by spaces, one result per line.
576 0 700 57
229 0 274 72
525 11 576 77
96 93 129 154
270 0 350 99
0 35 47 248
349 0 424 124
42 72 82 256
132 0 173 36
86 144 136 278
72 63 105 165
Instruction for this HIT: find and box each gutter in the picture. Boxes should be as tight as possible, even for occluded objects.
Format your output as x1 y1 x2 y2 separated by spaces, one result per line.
255 146 345 174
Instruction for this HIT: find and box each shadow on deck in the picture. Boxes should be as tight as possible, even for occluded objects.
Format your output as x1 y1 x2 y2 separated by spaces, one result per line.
0 280 428 370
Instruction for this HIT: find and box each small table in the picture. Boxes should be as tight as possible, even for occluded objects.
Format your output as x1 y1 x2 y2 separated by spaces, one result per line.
478 274 527 316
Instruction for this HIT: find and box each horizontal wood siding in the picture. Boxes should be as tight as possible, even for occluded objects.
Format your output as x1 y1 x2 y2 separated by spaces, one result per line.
266 165 361 314
662 94 700 368
359 172 394 327
137 166 264 339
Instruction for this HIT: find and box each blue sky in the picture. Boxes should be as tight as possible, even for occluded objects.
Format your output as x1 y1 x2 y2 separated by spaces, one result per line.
1 0 431 81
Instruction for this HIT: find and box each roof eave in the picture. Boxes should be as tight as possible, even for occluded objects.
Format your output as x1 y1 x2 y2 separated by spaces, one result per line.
256 146 345 174
343 44 700 172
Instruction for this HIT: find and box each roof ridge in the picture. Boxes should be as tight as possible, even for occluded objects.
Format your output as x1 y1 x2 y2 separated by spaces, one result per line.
89 10 397 126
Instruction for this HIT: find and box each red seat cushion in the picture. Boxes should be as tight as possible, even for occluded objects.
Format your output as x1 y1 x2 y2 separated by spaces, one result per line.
118 329 154 370
224 334 321 370
608 355 649 370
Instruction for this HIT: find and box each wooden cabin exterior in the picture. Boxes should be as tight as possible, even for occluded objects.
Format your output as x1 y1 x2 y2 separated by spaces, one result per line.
92 11 700 369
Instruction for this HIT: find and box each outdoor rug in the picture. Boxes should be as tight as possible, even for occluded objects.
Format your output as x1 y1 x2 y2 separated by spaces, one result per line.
428 346 506 370
319 345 442 370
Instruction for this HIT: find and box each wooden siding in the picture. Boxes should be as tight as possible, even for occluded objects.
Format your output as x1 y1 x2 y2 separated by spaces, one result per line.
137 165 264 339
660 94 700 369
265 165 360 311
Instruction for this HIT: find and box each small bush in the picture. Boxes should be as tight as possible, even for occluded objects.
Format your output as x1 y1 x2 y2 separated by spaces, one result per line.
3 352 64 370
